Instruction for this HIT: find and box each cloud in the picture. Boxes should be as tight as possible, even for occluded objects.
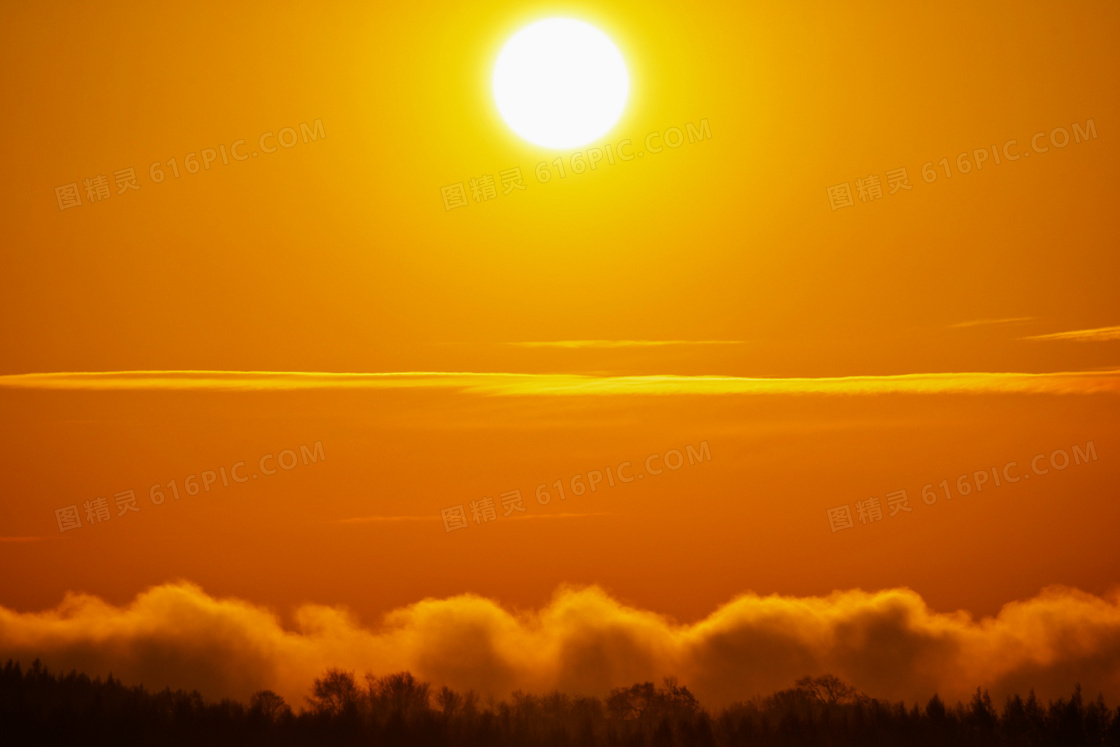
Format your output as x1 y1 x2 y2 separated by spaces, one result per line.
508 340 745 348
948 317 1034 328
1022 325 1120 342
505 512 611 521
326 513 606 525
2 583 1119 709
2 370 1119 396
326 515 442 525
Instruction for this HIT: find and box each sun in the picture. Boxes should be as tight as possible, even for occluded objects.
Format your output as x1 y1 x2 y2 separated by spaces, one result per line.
492 18 629 150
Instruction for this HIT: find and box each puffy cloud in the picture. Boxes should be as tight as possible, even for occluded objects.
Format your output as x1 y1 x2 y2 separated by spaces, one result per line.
1 582 1119 708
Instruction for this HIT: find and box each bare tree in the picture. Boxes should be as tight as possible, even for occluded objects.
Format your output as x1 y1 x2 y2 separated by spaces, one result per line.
308 668 361 716
437 685 461 716
365 671 432 719
249 689 290 721
461 688 479 716
795 674 862 705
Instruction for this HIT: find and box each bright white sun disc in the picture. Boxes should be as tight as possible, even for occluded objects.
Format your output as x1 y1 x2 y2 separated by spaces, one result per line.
493 19 629 149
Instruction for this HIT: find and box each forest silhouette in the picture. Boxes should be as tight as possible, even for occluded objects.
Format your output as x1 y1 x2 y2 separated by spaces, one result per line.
2 659 1118 746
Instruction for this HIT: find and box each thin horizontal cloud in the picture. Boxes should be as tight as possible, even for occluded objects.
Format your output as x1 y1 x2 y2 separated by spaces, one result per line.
509 340 745 349
2 370 1120 396
506 512 610 521
327 516 442 525
328 513 608 525
0 370 477 392
948 317 1033 328
2 582 1119 709
1022 325 1120 342
0 537 41 543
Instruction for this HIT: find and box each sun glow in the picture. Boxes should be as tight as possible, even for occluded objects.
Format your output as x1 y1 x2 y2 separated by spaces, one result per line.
492 18 629 149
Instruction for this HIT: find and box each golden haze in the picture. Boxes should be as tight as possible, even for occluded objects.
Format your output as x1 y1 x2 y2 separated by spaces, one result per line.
1 0 1118 707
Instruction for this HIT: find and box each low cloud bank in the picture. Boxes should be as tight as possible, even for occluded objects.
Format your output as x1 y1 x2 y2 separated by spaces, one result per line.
2 583 1118 708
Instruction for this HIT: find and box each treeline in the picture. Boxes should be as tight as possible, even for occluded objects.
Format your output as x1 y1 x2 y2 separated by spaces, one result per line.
2 660 1119 746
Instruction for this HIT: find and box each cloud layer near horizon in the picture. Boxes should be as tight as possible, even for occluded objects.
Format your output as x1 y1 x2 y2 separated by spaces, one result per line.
2 582 1119 709
2 369 1120 396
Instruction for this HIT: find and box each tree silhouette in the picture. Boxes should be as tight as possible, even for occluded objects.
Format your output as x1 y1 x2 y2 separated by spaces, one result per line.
436 685 461 716
794 674 862 706
366 670 431 719
3 658 1119 746
307 667 361 716
249 688 290 722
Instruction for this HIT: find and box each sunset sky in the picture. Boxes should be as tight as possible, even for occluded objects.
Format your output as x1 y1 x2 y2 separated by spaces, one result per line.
1 0 1118 709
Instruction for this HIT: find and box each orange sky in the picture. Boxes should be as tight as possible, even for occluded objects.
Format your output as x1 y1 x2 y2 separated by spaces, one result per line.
1 0 1119 705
